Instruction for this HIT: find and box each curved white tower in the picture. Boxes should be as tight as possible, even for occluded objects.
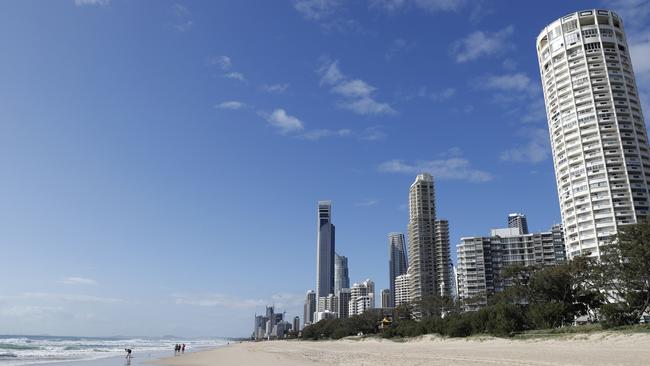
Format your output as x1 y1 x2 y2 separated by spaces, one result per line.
536 9 650 259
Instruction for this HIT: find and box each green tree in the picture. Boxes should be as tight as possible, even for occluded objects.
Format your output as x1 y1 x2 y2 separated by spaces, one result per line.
592 219 650 326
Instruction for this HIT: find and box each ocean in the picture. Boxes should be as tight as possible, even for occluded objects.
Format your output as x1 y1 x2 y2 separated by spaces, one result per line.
0 335 228 366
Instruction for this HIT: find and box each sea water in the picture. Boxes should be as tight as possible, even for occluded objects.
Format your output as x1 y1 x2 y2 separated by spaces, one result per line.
0 335 227 366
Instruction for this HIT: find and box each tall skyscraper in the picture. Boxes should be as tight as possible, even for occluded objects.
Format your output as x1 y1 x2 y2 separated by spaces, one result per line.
334 253 349 293
507 213 529 234
316 201 335 299
303 290 316 326
407 174 451 303
293 316 300 333
434 220 452 297
388 232 407 307
536 9 650 259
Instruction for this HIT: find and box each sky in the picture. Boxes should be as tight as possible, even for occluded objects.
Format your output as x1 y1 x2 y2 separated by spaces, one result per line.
1 0 649 338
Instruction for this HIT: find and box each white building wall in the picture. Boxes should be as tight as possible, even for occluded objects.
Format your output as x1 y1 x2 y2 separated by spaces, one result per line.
536 9 650 259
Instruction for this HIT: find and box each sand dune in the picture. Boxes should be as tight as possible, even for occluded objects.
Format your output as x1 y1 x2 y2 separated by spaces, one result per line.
152 333 650 366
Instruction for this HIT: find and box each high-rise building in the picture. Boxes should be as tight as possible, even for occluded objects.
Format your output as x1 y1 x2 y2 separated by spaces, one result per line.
293 316 300 333
348 279 375 316
507 213 529 234
381 289 391 308
388 232 408 308
536 9 650 259
457 225 567 310
407 174 436 303
394 273 410 307
303 290 316 326
407 174 452 304
317 201 335 299
337 288 351 319
334 253 350 293
434 220 452 298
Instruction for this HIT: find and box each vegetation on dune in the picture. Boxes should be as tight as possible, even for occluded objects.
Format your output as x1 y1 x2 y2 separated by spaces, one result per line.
301 219 650 340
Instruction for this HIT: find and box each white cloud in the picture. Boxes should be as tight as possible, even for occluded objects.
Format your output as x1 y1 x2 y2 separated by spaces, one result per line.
206 55 232 70
318 60 344 86
0 305 65 318
301 129 351 140
332 79 376 98
340 97 396 115
174 294 265 309
59 277 97 286
0 292 123 304
264 109 304 134
74 0 110 6
479 72 534 92
173 292 304 310
451 25 514 62
500 128 550 163
170 3 193 32
223 72 245 82
318 59 396 116
172 3 190 17
215 101 246 110
369 0 465 13
378 150 492 183
293 0 341 20
429 87 456 102
354 199 379 207
385 38 415 60
360 126 387 141
260 83 290 93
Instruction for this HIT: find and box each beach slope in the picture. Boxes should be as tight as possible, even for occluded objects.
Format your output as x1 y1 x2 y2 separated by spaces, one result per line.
151 333 650 366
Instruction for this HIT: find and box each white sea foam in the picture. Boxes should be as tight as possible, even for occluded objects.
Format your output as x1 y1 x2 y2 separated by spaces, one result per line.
0 335 227 365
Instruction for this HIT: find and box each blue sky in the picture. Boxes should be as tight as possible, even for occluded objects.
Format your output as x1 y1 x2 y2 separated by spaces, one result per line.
1 0 649 338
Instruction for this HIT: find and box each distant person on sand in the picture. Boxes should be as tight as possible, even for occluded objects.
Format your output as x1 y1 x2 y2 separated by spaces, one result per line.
174 344 178 355
181 344 185 354
124 348 132 360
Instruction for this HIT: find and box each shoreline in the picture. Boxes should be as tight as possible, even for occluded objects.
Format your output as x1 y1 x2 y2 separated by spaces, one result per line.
148 332 650 366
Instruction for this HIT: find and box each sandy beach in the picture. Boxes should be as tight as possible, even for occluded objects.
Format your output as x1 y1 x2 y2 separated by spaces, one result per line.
151 333 650 366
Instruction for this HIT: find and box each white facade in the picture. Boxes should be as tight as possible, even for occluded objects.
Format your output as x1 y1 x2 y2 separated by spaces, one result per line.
394 273 411 307
536 9 650 259
348 279 375 316
349 296 374 316
457 225 566 310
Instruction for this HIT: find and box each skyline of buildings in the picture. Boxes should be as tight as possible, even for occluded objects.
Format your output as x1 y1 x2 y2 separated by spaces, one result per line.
253 8 650 335
536 9 650 260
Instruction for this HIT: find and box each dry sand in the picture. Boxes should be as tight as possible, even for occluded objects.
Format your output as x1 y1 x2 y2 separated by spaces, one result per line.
152 333 650 366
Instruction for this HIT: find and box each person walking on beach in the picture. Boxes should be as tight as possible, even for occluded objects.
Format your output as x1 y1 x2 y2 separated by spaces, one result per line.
125 348 132 360
181 344 185 354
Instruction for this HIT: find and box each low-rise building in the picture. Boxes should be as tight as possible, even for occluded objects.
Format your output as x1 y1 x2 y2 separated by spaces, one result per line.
457 224 566 310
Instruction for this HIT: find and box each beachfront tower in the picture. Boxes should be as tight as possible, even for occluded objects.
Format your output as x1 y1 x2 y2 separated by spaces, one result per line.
434 220 452 298
407 173 438 303
303 290 316 326
536 9 650 259
507 213 529 234
334 253 349 294
316 201 335 299
388 232 407 307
